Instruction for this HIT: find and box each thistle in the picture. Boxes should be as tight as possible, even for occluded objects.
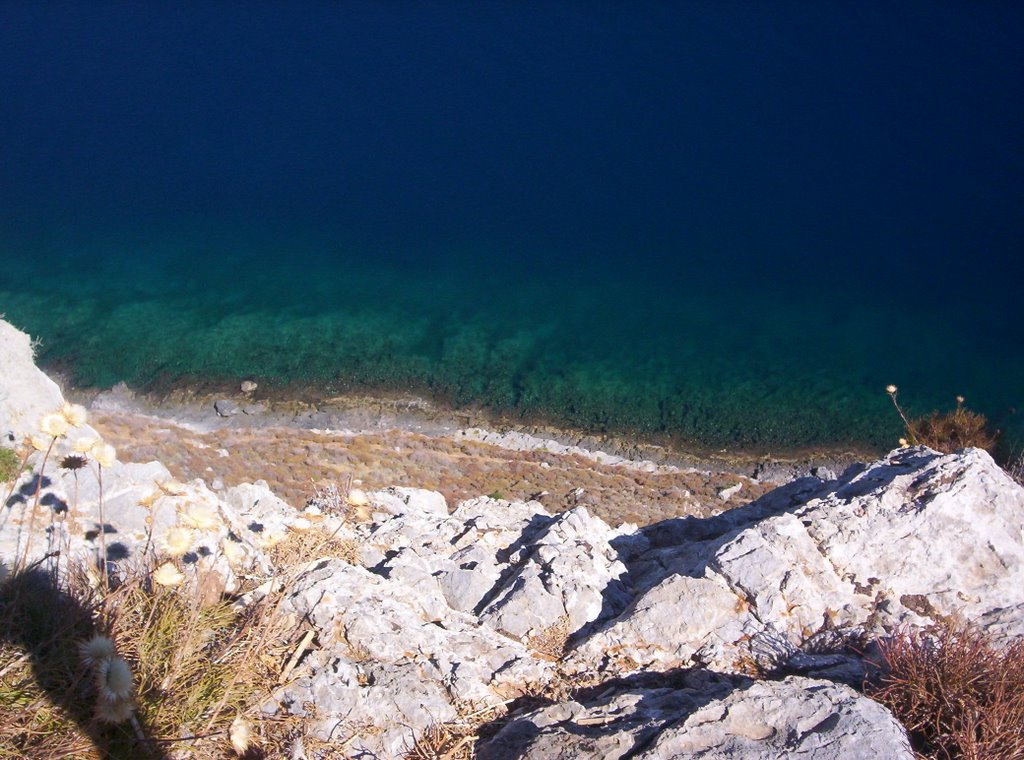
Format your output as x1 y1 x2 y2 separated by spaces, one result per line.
78 634 117 667
162 526 194 558
179 503 220 531
38 412 69 438
229 715 252 755
92 443 117 468
153 562 185 587
59 402 88 427
79 637 137 724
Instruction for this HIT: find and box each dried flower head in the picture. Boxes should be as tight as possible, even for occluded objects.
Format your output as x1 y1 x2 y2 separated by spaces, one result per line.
180 503 220 531
346 488 371 507
956 395 965 404
255 530 287 550
30 434 51 452
97 656 134 703
898 437 909 447
39 412 70 438
60 454 89 471
158 479 188 496
92 443 116 468
137 489 161 508
886 384 898 395
222 538 246 566
162 526 194 558
229 715 252 754
59 402 88 427
71 436 98 454
153 562 185 587
79 635 117 667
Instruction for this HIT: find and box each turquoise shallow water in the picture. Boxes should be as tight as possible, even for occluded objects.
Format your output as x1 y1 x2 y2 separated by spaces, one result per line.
1 219 1020 452
1 4 1022 452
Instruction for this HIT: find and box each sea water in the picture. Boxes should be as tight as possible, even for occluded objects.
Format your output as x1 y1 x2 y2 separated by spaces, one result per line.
1 3 1021 452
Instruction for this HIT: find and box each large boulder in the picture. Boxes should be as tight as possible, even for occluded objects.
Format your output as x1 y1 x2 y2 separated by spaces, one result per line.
567 446 1024 676
0 319 64 444
477 673 913 759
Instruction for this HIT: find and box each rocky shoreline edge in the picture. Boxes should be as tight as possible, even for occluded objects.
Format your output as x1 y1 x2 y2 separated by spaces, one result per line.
4 317 1023 759
70 376 876 483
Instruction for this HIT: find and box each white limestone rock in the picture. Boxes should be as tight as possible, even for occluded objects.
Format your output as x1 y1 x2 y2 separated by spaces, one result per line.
569 446 1024 677
0 320 65 444
478 506 631 640
797 446 1024 625
267 558 553 756
478 674 912 760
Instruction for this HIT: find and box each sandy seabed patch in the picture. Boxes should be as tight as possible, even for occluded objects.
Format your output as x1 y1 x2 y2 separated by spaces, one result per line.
88 408 773 527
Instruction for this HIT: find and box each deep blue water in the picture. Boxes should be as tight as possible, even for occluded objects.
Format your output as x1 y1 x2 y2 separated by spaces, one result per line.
1 3 1022 451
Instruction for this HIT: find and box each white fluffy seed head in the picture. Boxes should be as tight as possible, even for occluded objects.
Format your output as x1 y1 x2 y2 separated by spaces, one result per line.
180 504 220 531
78 635 116 666
222 539 245 566
153 562 185 587
97 656 134 702
95 696 135 723
93 443 117 468
162 526 194 558
229 715 252 754
30 434 51 452
158 480 188 496
60 402 88 427
39 412 69 438
71 436 98 453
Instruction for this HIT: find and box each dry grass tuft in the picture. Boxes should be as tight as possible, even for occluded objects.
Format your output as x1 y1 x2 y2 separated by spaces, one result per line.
865 620 1024 760
1006 451 1024 488
910 407 999 454
887 388 999 454
406 700 507 760
527 616 571 662
0 537 313 759
268 522 360 571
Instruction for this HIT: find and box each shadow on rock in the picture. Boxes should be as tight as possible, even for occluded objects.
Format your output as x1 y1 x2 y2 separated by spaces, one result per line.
476 668 746 760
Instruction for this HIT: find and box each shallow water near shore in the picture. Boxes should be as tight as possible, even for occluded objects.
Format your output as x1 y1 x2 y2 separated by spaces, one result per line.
1 3 1022 451
3 219 1021 453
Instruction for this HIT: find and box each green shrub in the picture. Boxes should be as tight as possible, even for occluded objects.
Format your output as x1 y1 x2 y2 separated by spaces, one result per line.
0 446 20 483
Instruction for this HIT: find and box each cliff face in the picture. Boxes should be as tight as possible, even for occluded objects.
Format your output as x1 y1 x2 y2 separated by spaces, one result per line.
2 318 1022 759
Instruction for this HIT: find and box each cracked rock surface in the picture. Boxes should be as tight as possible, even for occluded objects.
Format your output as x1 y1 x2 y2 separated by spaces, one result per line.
3 318 1023 758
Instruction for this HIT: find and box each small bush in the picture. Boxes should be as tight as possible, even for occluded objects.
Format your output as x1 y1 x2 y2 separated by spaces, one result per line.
865 620 1024 760
0 446 20 483
886 387 999 453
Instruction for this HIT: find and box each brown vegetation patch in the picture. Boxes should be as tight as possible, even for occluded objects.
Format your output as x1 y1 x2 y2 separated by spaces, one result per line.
865 620 1024 760
89 410 772 528
527 616 571 662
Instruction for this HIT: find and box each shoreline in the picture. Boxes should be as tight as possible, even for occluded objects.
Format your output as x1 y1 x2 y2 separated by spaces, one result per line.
56 376 881 528
65 375 880 482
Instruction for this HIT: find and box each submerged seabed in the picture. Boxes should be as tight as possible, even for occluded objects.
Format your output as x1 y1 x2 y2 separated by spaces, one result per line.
1 225 1020 454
